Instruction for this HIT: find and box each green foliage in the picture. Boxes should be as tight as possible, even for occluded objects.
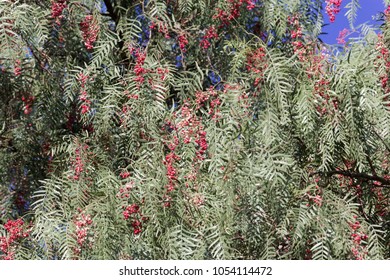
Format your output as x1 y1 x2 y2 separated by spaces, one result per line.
0 0 389 260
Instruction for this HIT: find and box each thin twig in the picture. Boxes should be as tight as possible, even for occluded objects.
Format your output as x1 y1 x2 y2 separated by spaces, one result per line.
310 170 390 187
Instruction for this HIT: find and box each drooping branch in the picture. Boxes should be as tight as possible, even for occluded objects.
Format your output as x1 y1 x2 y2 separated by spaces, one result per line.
311 170 390 187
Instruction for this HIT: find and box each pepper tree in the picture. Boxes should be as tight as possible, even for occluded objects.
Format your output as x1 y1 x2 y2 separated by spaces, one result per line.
0 0 389 260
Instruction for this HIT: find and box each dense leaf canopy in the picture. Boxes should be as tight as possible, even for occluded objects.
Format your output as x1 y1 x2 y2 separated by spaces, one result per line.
0 0 389 260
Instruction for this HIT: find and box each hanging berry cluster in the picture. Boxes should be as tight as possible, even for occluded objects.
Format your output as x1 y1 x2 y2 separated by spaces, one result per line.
73 210 94 257
175 100 209 162
149 19 170 39
246 46 267 86
177 34 189 52
200 26 219 50
127 46 170 90
21 94 34 115
160 95 213 206
213 0 257 28
195 87 222 120
313 78 331 116
336 28 349 45
288 16 308 62
70 143 89 181
77 73 91 115
116 181 134 200
120 171 131 179
13 59 21 76
375 33 390 98
325 0 342 23
122 203 145 235
164 146 180 189
80 15 99 50
132 49 147 86
0 219 30 260
116 176 147 235
51 0 67 23
287 15 338 116
304 240 313 259
348 217 368 260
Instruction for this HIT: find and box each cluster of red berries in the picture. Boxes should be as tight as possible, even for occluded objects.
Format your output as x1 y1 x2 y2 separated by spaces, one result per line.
122 204 146 235
131 48 147 87
288 15 303 39
348 217 368 260
116 181 135 200
213 0 255 28
208 89 222 120
385 5 390 17
195 88 221 120
116 177 147 235
123 204 139 220
245 0 256 10
292 40 307 62
163 150 180 192
325 0 342 23
246 47 267 86
304 240 313 259
313 78 332 115
177 34 188 52
21 94 34 115
195 130 208 160
287 17 338 116
336 28 349 45
124 90 139 100
72 147 83 180
128 47 170 90
160 123 179 205
195 91 209 110
376 34 390 96
80 15 99 50
156 67 169 81
291 28 302 39
14 59 21 76
70 144 89 181
120 171 131 179
175 100 209 162
133 51 146 76
51 0 67 24
200 26 218 50
288 16 311 62
73 211 93 256
0 219 30 260
160 99 211 205
150 19 170 39
77 73 91 114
